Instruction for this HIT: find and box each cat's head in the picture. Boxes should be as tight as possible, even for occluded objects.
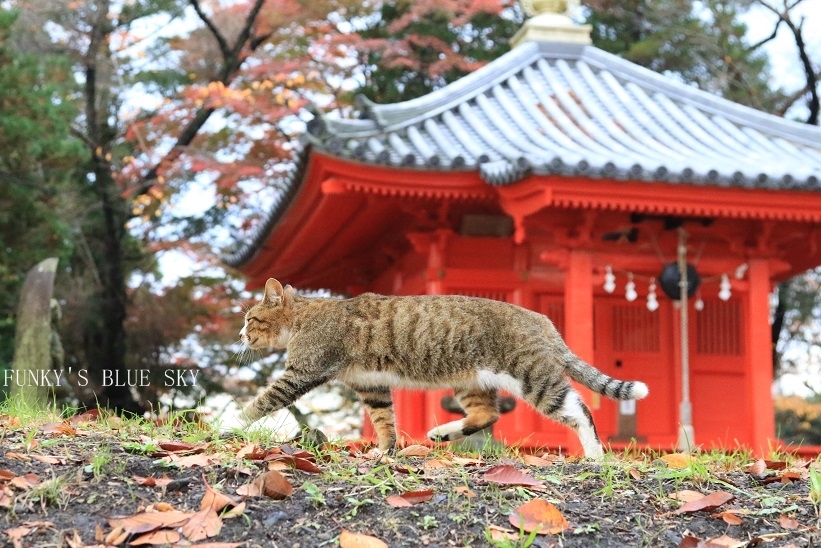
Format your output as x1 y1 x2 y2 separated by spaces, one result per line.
240 278 295 350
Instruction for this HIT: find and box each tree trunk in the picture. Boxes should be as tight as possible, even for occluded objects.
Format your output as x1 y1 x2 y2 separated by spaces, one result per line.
11 258 58 408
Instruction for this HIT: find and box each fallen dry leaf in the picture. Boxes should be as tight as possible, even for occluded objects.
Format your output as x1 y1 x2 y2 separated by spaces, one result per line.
423 458 452 469
107 510 193 534
180 507 222 541
158 440 204 454
69 409 100 424
452 456 483 466
238 470 293 499
132 475 173 488
674 491 735 514
5 526 32 548
521 454 554 467
201 475 239 513
221 501 246 519
386 489 434 507
487 524 519 542
661 453 692 469
129 528 181 545
744 459 767 477
713 511 743 526
0 469 15 481
0 487 13 508
454 485 477 498
236 443 267 460
509 498 569 535
30 454 65 465
779 514 799 530
40 422 76 436
703 535 745 548
670 490 707 503
10 473 40 490
397 444 431 458
162 453 215 468
339 529 388 548
4 452 30 461
483 465 543 488
154 502 175 512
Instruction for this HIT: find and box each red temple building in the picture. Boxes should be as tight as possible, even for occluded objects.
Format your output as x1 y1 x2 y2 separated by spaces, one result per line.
225 8 821 454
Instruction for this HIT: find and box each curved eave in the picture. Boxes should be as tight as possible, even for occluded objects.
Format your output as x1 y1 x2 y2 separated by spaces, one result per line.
304 42 821 190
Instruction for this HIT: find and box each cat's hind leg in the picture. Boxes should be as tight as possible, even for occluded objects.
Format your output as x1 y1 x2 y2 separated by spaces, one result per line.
351 385 397 452
526 378 604 458
427 388 499 442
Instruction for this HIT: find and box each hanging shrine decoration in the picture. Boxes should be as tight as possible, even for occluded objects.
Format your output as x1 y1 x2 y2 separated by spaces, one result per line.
658 262 701 300
602 263 746 311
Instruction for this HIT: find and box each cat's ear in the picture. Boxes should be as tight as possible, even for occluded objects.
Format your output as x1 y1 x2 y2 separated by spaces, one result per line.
283 284 295 307
263 278 284 304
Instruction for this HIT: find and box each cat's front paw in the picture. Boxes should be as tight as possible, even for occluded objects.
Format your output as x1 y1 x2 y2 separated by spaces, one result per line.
426 420 467 442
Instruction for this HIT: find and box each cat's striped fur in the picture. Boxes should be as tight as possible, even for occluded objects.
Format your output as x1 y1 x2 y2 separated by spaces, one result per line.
238 278 648 457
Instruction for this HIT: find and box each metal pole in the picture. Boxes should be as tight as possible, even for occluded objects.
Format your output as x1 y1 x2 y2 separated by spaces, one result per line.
676 228 695 452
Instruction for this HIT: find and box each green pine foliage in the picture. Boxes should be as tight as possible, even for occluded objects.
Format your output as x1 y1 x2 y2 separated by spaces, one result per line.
0 8 86 392
584 0 786 113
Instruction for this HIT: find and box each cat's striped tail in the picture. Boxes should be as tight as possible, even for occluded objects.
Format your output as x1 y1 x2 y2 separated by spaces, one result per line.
563 352 649 400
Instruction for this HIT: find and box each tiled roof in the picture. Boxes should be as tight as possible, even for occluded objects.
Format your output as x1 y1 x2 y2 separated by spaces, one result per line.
224 41 821 268
306 41 821 188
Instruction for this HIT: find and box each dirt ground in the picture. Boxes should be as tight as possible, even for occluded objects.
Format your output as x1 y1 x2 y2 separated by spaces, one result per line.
1 413 819 548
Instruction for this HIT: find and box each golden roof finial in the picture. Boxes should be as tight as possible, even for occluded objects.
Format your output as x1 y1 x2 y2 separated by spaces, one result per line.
512 0 590 47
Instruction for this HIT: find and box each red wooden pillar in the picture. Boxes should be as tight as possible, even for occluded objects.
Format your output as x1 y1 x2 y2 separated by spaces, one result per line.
747 258 776 454
563 249 595 454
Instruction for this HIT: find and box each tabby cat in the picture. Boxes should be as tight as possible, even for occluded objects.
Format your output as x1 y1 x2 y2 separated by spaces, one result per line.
238 278 648 457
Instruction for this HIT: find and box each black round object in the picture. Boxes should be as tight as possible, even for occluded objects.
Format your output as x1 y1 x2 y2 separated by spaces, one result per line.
658 262 701 300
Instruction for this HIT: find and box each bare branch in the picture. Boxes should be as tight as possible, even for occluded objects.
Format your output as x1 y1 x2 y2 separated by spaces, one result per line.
189 0 231 61
745 18 782 52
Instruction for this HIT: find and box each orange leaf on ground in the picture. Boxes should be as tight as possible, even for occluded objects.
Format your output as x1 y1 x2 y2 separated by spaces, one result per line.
129 529 181 545
200 475 238 512
744 459 767 477
670 490 706 503
181 507 222 541
5 526 32 548
0 470 15 481
69 409 100 424
674 491 735 514
483 465 543 487
236 443 267 460
10 473 39 490
250 470 294 500
522 454 554 467
423 458 452 469
509 498 569 535
0 487 12 508
5 452 30 461
30 454 64 465
107 510 193 534
41 422 76 436
661 453 692 469
158 440 204 454
488 524 519 542
221 501 246 519
779 514 799 530
339 529 388 548
163 453 215 468
713 511 743 526
397 444 431 458
454 485 477 498
386 489 434 507
132 475 173 488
